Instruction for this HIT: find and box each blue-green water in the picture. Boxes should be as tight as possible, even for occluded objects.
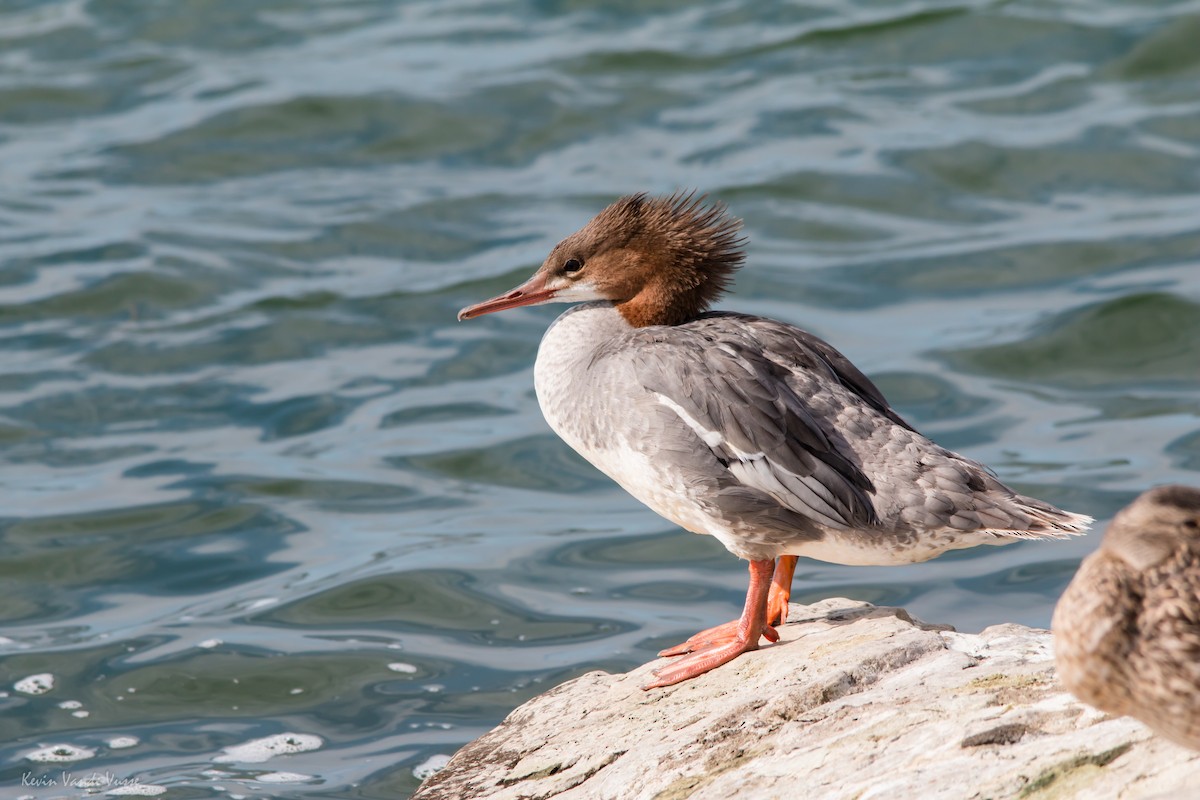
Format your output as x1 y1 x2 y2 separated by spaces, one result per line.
1 1 1198 797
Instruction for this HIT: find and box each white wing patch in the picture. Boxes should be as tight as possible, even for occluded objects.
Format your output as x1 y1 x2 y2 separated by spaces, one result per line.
653 391 854 530
652 392 765 459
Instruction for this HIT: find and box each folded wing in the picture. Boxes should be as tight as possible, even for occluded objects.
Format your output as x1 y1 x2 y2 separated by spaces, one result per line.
607 313 890 532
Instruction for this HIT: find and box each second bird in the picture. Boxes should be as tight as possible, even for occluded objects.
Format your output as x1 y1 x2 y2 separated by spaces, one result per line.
458 192 1091 689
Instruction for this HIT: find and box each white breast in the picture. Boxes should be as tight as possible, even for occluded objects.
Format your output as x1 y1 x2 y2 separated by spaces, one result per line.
533 303 743 547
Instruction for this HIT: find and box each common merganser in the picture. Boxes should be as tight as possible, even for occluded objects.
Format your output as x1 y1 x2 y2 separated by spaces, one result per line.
1053 485 1200 751
459 191 1091 690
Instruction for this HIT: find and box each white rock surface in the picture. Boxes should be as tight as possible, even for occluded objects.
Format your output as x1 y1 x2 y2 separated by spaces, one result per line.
414 599 1200 800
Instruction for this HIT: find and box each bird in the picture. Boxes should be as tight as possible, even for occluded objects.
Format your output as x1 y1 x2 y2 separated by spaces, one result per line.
458 191 1092 690
1052 485 1200 750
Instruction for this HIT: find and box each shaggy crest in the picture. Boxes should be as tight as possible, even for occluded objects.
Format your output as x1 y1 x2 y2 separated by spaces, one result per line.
587 191 746 326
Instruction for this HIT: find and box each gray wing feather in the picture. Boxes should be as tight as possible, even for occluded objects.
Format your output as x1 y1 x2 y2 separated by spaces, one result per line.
724 313 915 432
607 316 881 531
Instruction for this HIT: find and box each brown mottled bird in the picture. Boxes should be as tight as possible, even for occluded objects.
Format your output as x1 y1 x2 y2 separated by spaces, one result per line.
1053 485 1200 750
460 191 1091 689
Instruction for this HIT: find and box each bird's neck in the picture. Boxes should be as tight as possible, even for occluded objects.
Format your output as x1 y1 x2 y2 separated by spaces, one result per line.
615 273 709 327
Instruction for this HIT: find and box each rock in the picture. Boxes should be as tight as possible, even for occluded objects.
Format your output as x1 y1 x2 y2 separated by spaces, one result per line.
413 599 1200 800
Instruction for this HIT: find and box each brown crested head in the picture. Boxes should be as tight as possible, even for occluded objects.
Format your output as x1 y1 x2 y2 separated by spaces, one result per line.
1101 484 1200 570
538 191 746 327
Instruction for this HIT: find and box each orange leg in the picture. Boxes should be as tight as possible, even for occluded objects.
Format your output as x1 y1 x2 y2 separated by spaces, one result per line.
643 558 777 690
766 555 798 627
657 555 797 658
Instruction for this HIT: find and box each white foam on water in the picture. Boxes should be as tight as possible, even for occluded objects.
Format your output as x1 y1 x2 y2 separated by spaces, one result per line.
255 772 313 783
15 673 54 695
412 754 452 781
106 785 166 796
213 733 323 764
24 743 96 762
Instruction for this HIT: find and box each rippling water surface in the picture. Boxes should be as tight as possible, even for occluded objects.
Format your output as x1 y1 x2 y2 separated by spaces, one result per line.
1 0 1198 797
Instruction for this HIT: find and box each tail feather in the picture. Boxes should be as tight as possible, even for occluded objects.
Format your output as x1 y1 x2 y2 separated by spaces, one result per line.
990 498 1092 541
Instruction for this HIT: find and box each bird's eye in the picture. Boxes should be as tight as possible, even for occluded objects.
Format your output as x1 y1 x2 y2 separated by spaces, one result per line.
563 258 583 274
